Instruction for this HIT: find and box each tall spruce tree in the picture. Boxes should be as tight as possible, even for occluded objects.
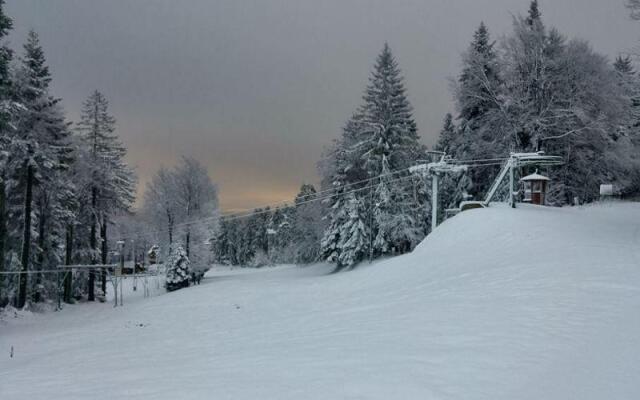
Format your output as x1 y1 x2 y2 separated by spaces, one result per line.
358 44 424 255
335 193 369 268
526 0 541 26
434 113 456 154
454 22 504 197
76 90 135 301
10 31 72 307
360 43 421 176
320 44 425 268
319 115 367 268
292 183 323 264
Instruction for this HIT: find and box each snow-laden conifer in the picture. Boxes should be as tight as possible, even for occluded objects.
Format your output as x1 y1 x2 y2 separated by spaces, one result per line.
165 246 190 292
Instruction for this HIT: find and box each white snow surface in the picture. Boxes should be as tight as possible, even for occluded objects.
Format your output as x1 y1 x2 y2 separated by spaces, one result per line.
1 202 640 399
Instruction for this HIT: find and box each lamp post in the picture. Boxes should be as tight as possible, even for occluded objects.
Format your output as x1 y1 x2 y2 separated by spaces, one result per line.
115 240 125 306
116 240 125 274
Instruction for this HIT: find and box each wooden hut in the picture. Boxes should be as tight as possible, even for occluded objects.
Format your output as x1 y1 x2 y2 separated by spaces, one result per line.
521 172 550 205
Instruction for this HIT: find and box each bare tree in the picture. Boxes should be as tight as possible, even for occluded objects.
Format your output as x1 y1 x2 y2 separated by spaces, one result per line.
143 157 218 267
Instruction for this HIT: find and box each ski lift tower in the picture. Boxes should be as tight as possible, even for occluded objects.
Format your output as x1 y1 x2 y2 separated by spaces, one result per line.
411 153 468 231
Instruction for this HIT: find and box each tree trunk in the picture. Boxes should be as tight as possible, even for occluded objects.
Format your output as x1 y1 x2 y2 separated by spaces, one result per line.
167 210 173 252
17 163 33 308
63 224 73 303
0 179 6 306
100 215 107 296
34 199 46 303
185 230 190 258
88 187 97 302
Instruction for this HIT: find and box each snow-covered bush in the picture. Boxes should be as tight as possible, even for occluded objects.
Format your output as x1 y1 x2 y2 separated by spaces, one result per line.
165 246 191 292
248 250 270 268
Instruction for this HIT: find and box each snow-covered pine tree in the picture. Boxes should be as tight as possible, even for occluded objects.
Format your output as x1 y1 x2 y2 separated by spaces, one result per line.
453 22 505 197
335 193 369 268
76 90 136 301
360 44 422 177
526 0 541 26
320 45 425 268
434 113 456 154
165 246 190 292
213 217 231 265
248 207 271 266
265 206 293 264
7 31 74 307
358 44 425 255
292 183 323 264
22 32 75 303
319 115 362 266
320 191 350 267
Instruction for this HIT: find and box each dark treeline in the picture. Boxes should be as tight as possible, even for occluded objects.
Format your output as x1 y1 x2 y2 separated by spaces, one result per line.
213 184 323 267
0 1 136 308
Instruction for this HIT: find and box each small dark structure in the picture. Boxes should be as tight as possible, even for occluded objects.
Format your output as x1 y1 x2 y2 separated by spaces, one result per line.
521 172 550 205
148 245 159 265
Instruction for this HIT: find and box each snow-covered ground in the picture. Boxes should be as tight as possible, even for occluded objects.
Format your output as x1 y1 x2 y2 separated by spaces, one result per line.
1 202 639 399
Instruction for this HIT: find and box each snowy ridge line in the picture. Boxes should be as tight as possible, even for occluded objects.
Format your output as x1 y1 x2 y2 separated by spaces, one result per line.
117 172 424 241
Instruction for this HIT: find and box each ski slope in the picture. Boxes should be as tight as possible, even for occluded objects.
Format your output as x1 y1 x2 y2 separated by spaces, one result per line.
1 203 639 399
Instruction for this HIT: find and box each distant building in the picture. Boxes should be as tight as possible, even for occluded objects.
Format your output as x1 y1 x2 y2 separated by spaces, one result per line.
600 184 621 201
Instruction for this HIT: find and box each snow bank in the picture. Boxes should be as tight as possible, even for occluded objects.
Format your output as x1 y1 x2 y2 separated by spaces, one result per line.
1 202 639 399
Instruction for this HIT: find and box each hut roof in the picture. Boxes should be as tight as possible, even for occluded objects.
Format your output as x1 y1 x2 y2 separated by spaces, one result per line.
521 173 550 182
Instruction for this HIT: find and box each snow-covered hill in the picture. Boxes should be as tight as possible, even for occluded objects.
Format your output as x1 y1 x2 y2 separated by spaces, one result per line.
1 203 639 400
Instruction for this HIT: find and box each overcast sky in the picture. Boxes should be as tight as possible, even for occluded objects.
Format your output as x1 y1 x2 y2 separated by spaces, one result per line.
6 0 638 211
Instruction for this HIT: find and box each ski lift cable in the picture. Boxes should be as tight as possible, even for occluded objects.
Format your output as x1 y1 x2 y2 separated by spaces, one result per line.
217 165 415 218
214 155 512 218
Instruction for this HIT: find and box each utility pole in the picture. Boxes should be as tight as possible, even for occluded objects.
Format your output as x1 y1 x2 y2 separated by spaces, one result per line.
369 182 374 263
509 161 516 209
